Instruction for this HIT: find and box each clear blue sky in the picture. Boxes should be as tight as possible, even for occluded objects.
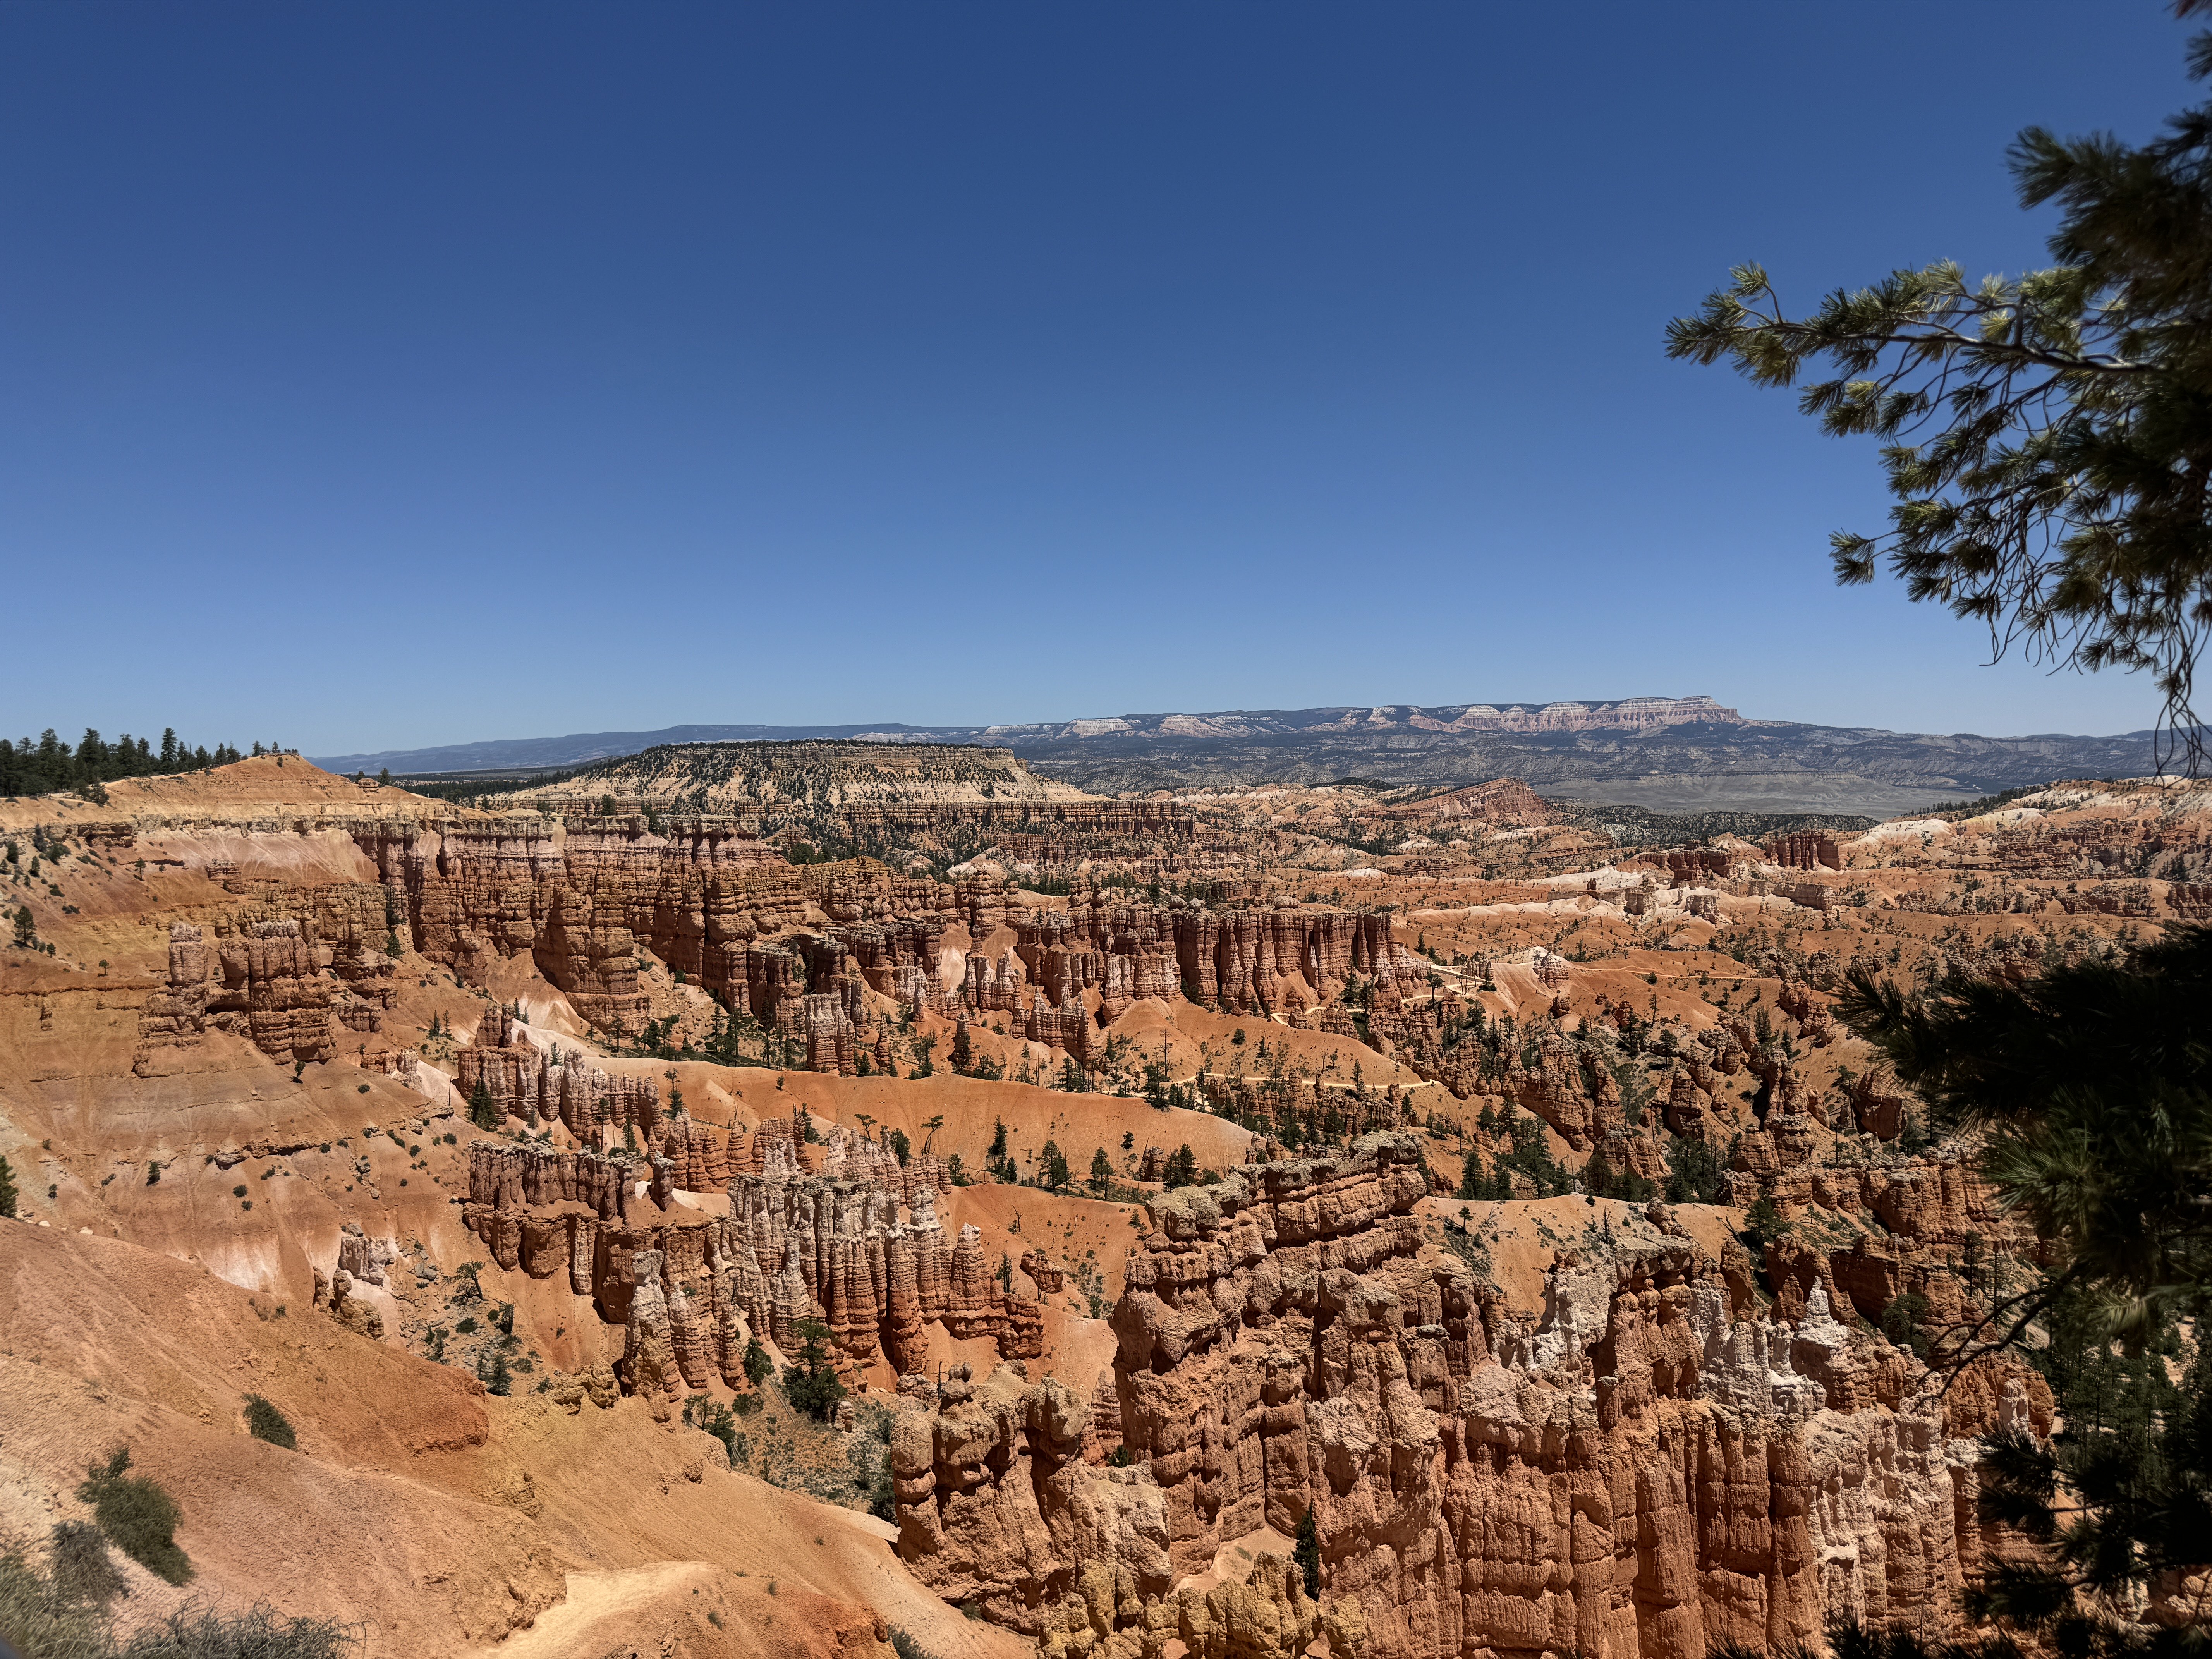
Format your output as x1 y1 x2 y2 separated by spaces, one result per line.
2 3 2194 754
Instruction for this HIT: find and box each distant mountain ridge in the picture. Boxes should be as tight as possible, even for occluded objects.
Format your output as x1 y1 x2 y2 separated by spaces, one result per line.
311 695 2162 820
313 696 1744 773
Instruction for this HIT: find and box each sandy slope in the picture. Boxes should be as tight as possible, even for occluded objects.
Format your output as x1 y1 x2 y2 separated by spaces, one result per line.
0 1223 1025 1659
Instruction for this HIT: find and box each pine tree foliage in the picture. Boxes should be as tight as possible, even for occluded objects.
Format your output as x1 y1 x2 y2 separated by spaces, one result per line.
1837 925 2211 1340
0 727 248 798
1668 12 2212 758
1162 1144 1200 1189
468 1079 500 1132
1293 1508 1321 1599
1039 1139 1071 1190
782 1318 846 1420
1836 923 2212 1657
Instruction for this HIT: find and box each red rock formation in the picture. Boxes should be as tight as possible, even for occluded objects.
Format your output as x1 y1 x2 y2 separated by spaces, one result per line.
894 1133 2046 1659
134 890 400 1067
1766 832 1843 871
1730 1152 2040 1329
347 813 936 1032
459 1115 1036 1387
656 1117 735 1190
2170 882 2212 919
1372 777 1558 826
1633 847 1734 882
455 1006 661 1138
208 917 339 1063
133 922 210 1071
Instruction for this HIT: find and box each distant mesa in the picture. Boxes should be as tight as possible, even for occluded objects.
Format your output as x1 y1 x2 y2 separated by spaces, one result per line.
311 694 2158 821
311 696 1744 776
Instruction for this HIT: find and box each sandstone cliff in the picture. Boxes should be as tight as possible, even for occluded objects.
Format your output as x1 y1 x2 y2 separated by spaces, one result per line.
891 1135 2048 1659
460 1109 1041 1389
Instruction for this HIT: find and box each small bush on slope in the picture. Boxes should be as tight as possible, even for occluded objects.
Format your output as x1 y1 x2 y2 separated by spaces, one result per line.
76 1449 191 1586
242 1395 297 1451
0 1535 356 1659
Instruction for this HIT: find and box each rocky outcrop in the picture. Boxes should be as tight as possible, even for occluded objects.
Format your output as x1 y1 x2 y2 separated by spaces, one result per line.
459 1112 1036 1391
1766 833 1843 871
120 795 1431 1061
1729 1151 2041 1331
1372 777 1557 827
976 897 1424 1028
347 813 941 1033
1634 847 1735 882
893 1136 2046 1659
133 923 210 1070
731 1128 1039 1368
313 1265 386 1340
135 898 398 1067
208 918 340 1063
455 1005 661 1138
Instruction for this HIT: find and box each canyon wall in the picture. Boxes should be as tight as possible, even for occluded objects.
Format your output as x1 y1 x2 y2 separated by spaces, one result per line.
460 1109 1042 1388
342 808 1430 1065
891 1134 2049 1659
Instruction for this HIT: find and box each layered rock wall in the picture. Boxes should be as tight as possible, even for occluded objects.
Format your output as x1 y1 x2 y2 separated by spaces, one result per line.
893 1135 2048 1659
455 1006 662 1138
460 1113 1039 1389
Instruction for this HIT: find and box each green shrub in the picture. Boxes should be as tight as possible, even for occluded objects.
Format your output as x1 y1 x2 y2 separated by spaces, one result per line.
1743 1195 1790 1247
1879 1290 1934 1360
888 1630 941 1659
7 1529 357 1654
682 1394 738 1459
780 1319 845 1421
244 1393 297 1450
1662 1135 1727 1205
77 1448 192 1585
741 1335 772 1387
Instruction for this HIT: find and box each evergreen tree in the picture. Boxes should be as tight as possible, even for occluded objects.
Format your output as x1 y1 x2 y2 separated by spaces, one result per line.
468 1078 499 1132
742 1335 773 1386
1664 1135 1727 1205
1838 925 2211 1336
1830 923 2212 1656
1293 1507 1321 1598
781 1319 845 1420
1458 1147 1483 1201
1743 1194 1789 1246
1583 1150 1617 1200
1089 1147 1113 1194
0 1151 16 1217
1163 1144 1199 1189
12 906 36 949
0 721 245 796
1668 14 2212 755
1040 1139 1070 1189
